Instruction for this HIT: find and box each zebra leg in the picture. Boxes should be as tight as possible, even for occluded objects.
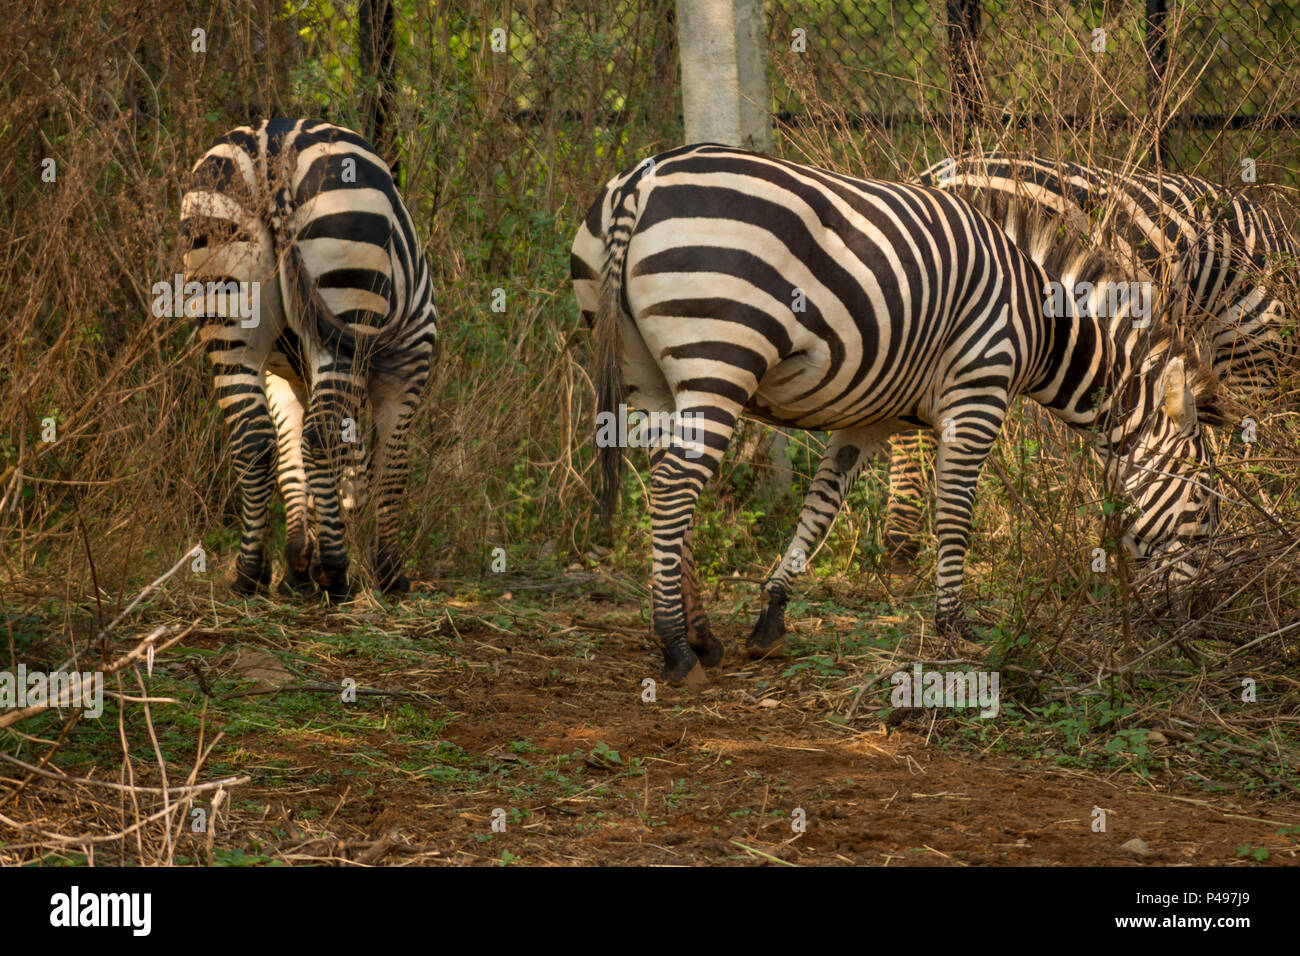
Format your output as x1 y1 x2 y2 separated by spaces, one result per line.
931 407 1005 647
884 431 932 570
680 526 723 666
185 184 282 595
367 363 431 595
301 363 365 603
217 370 277 595
748 427 889 659
266 370 316 597
649 443 723 669
647 406 738 687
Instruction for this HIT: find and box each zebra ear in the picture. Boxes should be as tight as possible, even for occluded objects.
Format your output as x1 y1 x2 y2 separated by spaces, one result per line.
1160 356 1196 430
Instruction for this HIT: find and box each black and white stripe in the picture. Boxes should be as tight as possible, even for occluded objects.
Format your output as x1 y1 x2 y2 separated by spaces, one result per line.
573 144 1222 685
884 152 1295 566
181 118 437 599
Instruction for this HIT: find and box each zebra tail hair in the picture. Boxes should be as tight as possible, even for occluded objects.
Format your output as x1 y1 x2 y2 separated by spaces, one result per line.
594 245 628 530
594 172 656 528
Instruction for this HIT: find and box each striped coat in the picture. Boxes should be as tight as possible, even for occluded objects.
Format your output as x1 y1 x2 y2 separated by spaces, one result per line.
181 118 438 599
573 145 1222 685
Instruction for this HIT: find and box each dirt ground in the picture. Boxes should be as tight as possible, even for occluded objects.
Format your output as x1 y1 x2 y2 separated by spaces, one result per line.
150 584 1300 866
430 662 1294 866
4 575 1298 867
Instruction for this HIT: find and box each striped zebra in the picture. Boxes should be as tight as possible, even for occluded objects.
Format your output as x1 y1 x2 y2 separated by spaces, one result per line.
572 144 1223 686
884 152 1297 567
180 118 438 599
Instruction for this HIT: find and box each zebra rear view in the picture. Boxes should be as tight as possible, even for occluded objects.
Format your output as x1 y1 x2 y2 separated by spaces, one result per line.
181 118 438 600
573 144 1223 686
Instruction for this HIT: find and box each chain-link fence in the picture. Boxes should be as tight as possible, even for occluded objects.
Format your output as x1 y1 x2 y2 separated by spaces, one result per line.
766 0 1300 185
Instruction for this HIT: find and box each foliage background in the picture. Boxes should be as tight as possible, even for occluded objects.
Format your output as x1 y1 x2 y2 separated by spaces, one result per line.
2 0 1299 866
2 0 1298 619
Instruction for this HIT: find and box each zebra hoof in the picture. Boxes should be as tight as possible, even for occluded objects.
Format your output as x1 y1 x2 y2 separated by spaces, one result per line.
746 603 787 659
686 618 724 668
935 612 980 657
747 638 785 660
325 584 356 605
381 573 411 596
376 564 410 596
277 571 316 599
311 552 354 604
316 576 356 605
231 564 271 596
662 656 709 688
374 552 409 596
693 634 725 668
661 645 708 687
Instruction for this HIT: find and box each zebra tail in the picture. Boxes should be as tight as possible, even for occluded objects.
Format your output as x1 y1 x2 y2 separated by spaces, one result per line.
594 247 628 529
594 174 653 527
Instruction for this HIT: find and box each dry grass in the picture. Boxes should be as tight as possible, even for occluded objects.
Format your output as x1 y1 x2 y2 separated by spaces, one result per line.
2 1 1298 863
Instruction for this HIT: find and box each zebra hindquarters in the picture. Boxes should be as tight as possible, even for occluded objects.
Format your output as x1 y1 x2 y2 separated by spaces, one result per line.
884 430 933 570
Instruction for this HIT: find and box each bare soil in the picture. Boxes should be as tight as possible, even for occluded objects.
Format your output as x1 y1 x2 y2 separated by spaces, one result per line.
5 581 1297 867
188 593 1300 866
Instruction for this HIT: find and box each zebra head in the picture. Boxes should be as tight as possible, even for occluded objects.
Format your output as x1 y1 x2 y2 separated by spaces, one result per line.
1108 351 1224 580
1015 197 1227 584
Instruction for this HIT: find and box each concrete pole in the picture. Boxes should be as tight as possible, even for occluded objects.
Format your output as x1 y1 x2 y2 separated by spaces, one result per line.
677 0 743 145
676 0 770 149
676 0 787 497
734 0 773 152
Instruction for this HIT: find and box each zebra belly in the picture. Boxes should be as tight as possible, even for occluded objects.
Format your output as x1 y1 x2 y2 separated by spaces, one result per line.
750 374 930 431
747 399 926 432
746 339 937 431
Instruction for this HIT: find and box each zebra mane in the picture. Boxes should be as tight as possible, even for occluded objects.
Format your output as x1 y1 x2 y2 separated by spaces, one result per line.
967 189 1225 425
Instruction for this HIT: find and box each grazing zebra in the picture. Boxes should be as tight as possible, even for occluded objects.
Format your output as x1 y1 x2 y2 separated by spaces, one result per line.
180 118 438 599
572 144 1223 686
884 152 1297 566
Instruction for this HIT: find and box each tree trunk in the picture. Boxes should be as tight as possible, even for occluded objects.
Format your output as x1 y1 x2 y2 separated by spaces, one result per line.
359 0 398 177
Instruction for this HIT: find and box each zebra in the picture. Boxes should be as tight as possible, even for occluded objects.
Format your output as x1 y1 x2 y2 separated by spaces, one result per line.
180 118 438 600
883 152 1297 567
572 144 1223 686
